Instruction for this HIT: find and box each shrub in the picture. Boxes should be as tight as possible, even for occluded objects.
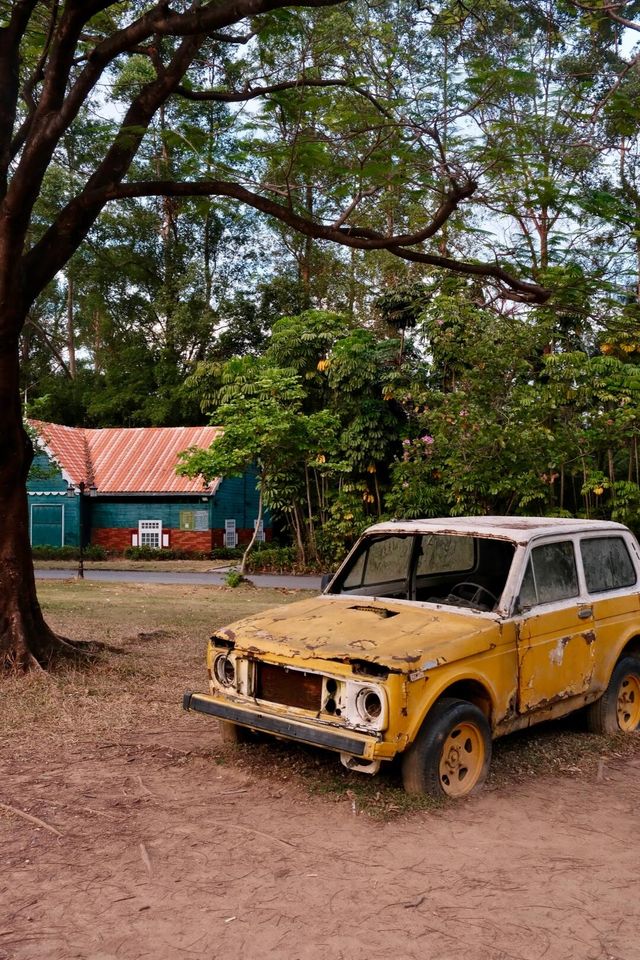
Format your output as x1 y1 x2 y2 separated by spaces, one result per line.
224 568 245 588
245 546 298 573
31 544 108 561
122 546 209 560
211 546 245 560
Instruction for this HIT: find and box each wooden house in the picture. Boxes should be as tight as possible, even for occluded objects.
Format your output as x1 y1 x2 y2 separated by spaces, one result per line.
27 420 269 553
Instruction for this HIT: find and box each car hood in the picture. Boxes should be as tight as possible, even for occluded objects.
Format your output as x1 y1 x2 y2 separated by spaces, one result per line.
214 595 500 672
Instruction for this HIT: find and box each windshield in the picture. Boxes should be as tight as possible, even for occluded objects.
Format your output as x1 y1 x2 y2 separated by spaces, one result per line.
330 532 515 612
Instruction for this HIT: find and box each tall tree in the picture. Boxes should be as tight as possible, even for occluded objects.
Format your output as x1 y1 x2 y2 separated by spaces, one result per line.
0 0 549 669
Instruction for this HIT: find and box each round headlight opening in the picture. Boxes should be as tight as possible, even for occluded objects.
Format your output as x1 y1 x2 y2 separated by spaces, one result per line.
356 687 382 723
214 654 236 687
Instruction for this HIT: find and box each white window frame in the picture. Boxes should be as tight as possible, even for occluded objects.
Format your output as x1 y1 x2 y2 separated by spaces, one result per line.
224 519 238 548
138 519 162 549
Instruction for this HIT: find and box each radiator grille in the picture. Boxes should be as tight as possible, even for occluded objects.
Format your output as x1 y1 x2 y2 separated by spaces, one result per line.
255 662 322 711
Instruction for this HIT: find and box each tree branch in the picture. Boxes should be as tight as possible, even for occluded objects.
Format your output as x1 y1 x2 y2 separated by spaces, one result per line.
176 77 357 102
0 0 41 194
5 0 348 274
568 0 640 31
23 32 205 296
90 177 550 302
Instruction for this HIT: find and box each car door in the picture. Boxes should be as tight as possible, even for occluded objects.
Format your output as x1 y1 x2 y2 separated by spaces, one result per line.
578 535 640 691
515 538 597 714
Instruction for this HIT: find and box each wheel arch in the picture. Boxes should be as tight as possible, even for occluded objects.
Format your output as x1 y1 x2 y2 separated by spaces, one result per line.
408 674 496 746
619 635 640 661
436 678 494 723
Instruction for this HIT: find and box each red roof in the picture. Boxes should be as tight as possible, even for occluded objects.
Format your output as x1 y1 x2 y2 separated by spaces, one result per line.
29 421 222 494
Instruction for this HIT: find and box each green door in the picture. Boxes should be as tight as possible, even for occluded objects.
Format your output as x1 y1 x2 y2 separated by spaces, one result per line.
31 504 63 546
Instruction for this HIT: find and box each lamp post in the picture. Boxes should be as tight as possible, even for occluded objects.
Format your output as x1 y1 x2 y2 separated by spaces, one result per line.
78 481 85 579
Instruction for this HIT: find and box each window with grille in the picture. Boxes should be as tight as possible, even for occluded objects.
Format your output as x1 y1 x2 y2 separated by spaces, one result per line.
139 520 162 549
224 519 237 548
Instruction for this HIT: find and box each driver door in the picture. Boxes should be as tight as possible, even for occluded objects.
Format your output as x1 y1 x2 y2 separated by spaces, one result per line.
515 539 596 714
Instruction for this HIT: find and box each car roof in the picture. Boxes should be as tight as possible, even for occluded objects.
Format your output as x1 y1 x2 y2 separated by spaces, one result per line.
364 516 630 545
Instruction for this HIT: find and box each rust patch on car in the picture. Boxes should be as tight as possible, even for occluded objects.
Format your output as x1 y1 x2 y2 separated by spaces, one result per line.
348 638 377 651
348 605 399 619
391 652 422 663
583 631 596 645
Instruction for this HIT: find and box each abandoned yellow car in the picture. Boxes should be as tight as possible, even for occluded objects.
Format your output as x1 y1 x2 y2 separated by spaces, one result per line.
183 517 640 798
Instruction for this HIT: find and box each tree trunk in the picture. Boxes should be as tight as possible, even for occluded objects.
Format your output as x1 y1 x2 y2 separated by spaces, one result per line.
0 336 60 669
66 273 77 378
239 484 263 576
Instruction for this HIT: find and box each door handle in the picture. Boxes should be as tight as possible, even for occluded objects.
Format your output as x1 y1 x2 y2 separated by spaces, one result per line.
578 608 593 619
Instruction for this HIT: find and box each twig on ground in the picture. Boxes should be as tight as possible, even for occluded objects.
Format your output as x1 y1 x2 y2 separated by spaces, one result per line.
0 800 63 837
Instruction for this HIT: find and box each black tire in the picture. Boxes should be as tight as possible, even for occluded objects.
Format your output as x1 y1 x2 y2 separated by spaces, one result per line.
401 697 492 799
586 656 640 735
218 720 253 744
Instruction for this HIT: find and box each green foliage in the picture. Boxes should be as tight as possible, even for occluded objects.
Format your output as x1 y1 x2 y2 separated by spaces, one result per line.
122 546 209 560
224 568 246 588
211 546 245 560
245 547 299 572
31 545 108 561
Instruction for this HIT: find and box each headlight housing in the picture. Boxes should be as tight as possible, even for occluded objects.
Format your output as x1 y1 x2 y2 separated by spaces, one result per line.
213 653 236 688
355 686 383 724
342 680 388 732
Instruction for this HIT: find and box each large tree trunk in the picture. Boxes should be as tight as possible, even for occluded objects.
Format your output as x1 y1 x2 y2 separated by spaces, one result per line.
0 332 61 669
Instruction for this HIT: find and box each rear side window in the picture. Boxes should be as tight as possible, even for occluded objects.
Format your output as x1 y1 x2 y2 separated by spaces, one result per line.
519 541 579 608
580 537 637 594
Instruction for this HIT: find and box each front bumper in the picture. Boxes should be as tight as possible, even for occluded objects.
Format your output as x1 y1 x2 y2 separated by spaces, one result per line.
183 690 381 759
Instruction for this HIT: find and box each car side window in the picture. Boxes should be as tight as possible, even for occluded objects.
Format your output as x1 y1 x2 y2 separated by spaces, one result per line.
519 541 579 608
343 536 413 589
416 534 475 575
580 537 637 594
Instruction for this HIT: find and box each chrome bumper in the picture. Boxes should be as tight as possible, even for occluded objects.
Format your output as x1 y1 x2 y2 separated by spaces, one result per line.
183 691 379 758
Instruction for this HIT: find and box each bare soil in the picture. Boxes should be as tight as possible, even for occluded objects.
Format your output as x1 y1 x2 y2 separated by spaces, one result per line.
2 581 639 960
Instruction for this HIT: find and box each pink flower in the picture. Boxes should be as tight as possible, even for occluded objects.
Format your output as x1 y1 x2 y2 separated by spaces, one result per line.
421 434 434 444
402 439 411 446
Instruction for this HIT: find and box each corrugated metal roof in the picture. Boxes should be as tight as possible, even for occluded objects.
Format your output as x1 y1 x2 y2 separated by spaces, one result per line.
29 420 222 494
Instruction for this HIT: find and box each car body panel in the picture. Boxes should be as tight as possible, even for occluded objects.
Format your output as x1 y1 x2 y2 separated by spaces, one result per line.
216 595 501 670
185 517 640 772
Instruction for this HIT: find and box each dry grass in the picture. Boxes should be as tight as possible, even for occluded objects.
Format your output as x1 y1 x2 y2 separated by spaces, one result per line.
34 558 231 572
3 580 639 819
3 581 304 740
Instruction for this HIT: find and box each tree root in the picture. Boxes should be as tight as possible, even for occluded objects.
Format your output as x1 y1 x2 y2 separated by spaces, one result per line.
2 633 123 673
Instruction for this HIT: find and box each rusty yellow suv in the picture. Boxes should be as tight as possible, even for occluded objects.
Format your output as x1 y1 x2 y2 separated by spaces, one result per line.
183 517 640 798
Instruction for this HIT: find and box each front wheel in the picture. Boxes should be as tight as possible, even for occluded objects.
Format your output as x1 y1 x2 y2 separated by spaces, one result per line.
586 656 640 734
401 698 492 799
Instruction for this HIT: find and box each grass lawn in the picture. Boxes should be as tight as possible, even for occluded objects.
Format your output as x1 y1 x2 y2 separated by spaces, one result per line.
33 558 232 572
4 580 639 818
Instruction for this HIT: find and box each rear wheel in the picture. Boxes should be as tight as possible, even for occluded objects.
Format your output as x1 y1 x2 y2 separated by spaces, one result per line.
586 656 640 734
401 698 492 798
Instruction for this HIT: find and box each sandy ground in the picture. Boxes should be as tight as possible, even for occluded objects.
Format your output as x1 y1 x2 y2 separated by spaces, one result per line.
2 715 639 960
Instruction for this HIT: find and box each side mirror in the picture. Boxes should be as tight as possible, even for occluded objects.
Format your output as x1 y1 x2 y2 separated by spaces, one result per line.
320 573 334 592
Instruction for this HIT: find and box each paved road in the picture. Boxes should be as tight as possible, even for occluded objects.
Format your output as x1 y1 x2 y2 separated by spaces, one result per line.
34 567 322 591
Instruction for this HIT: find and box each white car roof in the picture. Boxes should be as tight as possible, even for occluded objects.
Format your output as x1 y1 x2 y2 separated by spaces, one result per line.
364 516 630 545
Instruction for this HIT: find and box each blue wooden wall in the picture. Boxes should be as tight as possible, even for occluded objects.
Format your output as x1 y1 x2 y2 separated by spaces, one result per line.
27 450 268 546
27 453 81 546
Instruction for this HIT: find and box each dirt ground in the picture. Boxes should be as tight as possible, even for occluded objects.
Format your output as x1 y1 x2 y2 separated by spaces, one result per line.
2 581 639 960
